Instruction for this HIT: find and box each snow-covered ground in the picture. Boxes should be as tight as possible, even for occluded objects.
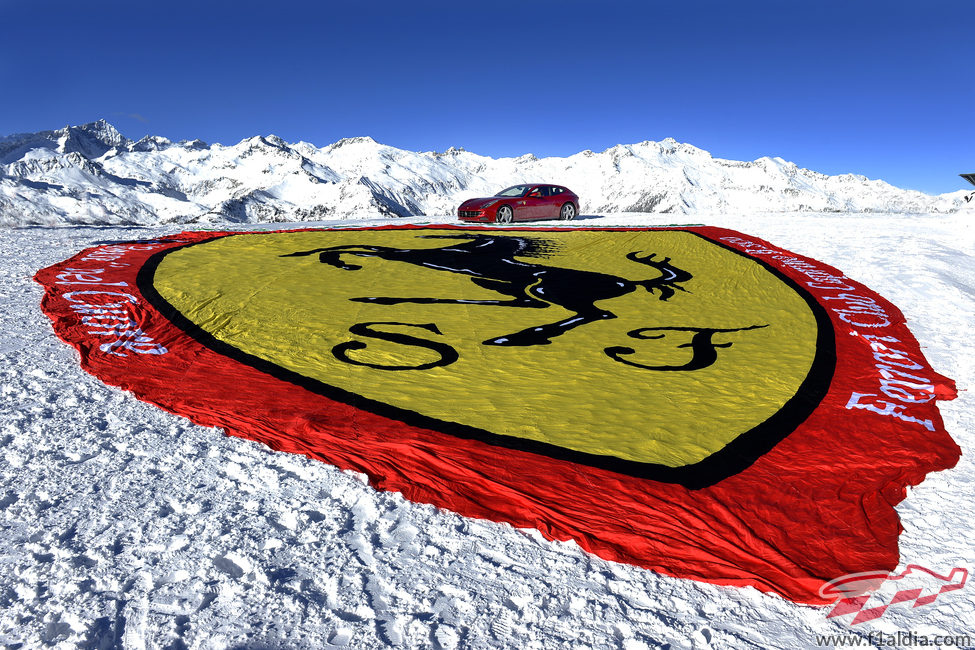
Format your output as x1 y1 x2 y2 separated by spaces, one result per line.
1 210 972 649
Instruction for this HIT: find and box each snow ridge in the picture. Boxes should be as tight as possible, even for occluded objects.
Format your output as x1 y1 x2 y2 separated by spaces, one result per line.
0 121 966 226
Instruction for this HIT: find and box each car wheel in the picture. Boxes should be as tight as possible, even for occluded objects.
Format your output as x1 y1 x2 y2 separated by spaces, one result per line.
559 203 576 220
496 205 513 224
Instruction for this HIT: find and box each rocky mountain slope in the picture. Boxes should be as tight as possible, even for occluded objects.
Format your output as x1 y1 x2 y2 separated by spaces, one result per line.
0 120 966 226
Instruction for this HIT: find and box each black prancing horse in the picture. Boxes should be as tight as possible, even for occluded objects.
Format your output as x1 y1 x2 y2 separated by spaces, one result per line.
283 233 692 347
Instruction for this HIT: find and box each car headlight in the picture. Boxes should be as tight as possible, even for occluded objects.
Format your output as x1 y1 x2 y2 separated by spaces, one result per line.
480 200 500 209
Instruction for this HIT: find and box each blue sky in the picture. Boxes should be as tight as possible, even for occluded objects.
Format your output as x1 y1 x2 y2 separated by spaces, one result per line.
1 0 971 194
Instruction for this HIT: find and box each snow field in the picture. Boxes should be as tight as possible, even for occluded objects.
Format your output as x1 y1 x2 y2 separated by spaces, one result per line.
0 212 972 649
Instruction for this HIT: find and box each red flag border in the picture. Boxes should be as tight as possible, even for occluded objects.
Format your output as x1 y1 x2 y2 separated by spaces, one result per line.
34 224 960 605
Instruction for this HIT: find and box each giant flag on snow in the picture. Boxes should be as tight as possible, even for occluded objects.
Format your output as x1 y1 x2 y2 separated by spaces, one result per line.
35 226 960 604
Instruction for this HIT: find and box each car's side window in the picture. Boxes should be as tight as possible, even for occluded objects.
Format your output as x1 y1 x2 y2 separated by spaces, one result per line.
550 186 563 196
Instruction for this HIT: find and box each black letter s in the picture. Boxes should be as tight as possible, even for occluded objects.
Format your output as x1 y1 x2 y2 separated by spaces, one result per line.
332 321 459 370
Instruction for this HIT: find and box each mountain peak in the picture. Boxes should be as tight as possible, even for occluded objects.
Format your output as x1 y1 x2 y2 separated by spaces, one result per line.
0 119 130 162
130 135 173 152
179 138 208 150
54 120 129 158
61 120 128 146
328 136 379 150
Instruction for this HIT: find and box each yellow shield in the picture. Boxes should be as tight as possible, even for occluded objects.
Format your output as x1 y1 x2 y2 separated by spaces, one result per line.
148 228 827 478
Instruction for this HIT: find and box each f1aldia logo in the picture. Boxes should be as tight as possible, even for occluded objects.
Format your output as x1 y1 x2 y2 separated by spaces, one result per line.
821 565 969 625
146 227 832 487
282 233 767 372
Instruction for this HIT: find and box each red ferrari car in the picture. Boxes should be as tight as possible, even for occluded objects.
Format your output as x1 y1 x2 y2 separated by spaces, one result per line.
457 184 579 223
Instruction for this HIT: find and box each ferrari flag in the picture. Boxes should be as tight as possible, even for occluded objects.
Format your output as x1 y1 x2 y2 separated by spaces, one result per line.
35 226 960 604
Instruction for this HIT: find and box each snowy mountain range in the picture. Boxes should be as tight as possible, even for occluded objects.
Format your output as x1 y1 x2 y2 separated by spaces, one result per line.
0 120 967 226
